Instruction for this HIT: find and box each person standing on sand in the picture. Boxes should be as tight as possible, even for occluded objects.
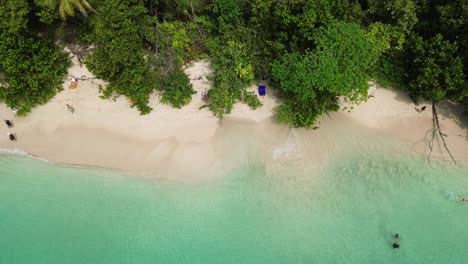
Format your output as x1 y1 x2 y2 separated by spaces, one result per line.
4 120 13 128
66 104 75 113
8 133 16 141
415 105 427 113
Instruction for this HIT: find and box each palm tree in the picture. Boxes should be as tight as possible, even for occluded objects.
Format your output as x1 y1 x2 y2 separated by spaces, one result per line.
46 0 95 20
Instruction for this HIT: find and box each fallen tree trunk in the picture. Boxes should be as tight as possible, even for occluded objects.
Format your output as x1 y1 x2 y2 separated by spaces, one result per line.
427 102 456 165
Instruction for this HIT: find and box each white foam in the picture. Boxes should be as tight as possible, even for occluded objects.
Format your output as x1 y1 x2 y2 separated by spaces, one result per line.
0 148 29 156
272 143 300 160
0 148 50 163
272 129 302 160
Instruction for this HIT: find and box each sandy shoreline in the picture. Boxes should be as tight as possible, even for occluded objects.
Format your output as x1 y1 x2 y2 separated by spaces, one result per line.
342 85 468 162
1 57 467 180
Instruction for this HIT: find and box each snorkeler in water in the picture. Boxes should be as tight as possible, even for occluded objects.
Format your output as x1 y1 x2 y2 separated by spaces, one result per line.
392 233 400 249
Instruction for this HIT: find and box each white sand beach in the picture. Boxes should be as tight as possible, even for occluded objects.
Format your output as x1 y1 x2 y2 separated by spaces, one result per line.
1 55 467 180
342 84 468 162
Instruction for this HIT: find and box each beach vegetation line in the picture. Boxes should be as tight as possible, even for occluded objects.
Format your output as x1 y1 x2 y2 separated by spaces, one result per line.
0 0 466 125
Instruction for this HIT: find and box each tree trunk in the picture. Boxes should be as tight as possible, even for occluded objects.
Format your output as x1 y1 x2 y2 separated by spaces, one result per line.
427 101 456 165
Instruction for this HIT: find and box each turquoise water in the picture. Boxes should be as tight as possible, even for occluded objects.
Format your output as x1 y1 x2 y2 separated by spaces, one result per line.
1 152 467 263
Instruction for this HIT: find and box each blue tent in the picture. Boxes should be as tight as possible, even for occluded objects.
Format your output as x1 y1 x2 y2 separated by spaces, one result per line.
258 85 266 96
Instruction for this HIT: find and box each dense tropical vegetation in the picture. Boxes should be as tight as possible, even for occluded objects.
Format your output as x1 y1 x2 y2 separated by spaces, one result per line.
0 0 467 125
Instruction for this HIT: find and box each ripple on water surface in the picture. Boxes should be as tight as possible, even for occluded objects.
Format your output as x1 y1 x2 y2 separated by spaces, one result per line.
0 151 467 263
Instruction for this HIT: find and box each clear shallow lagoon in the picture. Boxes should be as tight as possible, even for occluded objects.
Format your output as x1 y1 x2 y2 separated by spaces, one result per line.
1 152 467 263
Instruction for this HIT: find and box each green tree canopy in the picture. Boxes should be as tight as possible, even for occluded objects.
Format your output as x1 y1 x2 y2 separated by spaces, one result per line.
271 21 379 127
311 21 377 101
404 34 466 103
367 0 418 32
44 0 95 20
0 0 29 33
85 0 156 114
1 0 466 119
200 0 262 118
86 0 197 113
0 33 70 115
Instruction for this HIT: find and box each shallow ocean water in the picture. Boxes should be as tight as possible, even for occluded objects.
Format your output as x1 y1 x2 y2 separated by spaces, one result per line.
1 149 467 263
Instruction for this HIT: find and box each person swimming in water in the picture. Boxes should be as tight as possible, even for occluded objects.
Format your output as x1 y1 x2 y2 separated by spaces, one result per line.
392 233 400 249
457 197 468 203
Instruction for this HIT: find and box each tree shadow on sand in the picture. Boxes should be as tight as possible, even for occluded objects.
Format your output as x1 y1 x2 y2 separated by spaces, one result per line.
383 86 467 141
436 101 468 140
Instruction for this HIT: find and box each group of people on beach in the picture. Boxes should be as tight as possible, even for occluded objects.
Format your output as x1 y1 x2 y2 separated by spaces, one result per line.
3 104 74 141
4 119 16 141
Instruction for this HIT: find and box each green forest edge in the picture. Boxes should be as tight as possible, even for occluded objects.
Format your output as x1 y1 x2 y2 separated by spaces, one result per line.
1 0 467 128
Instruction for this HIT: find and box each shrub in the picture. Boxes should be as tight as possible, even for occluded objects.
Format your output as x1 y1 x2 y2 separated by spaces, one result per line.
161 69 195 108
0 32 70 115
